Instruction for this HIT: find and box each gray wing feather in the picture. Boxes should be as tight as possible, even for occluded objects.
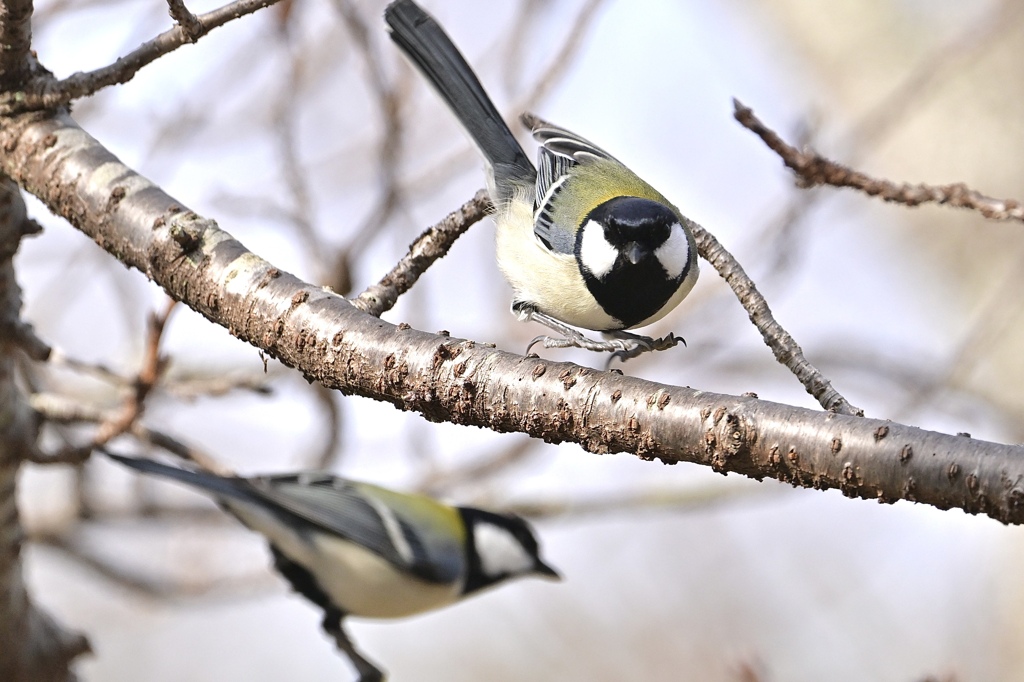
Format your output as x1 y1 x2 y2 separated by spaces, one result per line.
526 115 621 255
249 475 455 583
106 453 460 584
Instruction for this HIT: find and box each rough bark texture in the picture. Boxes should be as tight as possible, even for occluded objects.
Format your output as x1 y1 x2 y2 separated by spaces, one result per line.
0 0 32 88
2 110 1023 524
0 178 88 682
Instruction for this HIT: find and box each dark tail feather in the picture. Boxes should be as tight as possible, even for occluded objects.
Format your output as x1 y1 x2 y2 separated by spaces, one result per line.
385 0 535 193
105 452 254 504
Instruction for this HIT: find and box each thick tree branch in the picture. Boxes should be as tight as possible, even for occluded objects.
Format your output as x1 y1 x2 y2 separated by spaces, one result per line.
0 177 89 681
0 0 33 88
0 0 283 114
3 111 1024 524
734 99 1024 222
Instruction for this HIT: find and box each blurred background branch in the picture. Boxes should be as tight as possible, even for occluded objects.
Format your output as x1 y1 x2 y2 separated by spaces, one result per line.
735 100 1024 222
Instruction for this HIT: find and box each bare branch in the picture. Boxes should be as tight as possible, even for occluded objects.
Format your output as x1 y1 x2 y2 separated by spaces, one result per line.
166 0 204 42
29 392 105 425
163 370 274 399
30 391 232 474
1 0 284 114
309 383 344 469
401 0 604 208
844 0 1024 150
265 44 326 282
0 176 90 680
417 435 537 497
737 2 1024 288
506 482 782 520
331 0 407 277
31 298 176 466
88 299 176 448
690 219 863 416
353 189 490 316
734 99 1024 223
127 425 231 475
0 191 47 360
48 348 127 385
2 112 1022 523
514 0 605 111
32 531 275 598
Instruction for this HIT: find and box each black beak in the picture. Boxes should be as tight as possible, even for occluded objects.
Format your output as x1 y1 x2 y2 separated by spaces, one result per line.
534 559 561 581
623 242 646 265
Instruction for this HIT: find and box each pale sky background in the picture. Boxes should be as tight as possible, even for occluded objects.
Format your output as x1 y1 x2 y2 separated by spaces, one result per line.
15 0 1024 680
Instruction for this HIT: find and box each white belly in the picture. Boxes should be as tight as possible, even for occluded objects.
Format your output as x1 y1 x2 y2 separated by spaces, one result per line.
494 199 620 331
228 501 464 619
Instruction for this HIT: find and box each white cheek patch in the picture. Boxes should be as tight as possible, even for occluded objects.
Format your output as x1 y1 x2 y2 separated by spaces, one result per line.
474 522 534 578
655 223 690 280
577 220 619 278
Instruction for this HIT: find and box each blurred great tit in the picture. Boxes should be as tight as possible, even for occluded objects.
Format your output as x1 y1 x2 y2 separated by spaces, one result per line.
385 0 699 360
106 452 558 681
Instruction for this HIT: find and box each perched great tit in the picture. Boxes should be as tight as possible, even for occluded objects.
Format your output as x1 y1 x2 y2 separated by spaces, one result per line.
385 0 699 360
106 452 558 682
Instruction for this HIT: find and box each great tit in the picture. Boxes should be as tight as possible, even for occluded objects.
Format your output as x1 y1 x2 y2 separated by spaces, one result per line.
385 0 699 360
105 452 558 681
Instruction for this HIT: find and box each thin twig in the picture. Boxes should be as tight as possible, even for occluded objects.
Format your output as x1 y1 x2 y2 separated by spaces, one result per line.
745 1 1023 286
268 43 323 278
1 0 285 114
504 481 783 520
417 436 537 497
91 299 177 444
513 0 605 112
32 531 277 599
734 99 1024 223
163 370 274 399
39 299 178 463
501 0 543 93
310 383 344 469
28 391 230 473
690 219 863 416
128 426 232 475
844 0 1024 151
352 189 491 316
47 348 127 385
331 0 408 280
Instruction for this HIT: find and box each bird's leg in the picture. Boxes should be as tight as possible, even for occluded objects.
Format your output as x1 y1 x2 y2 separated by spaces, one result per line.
603 329 685 366
513 302 684 362
322 609 385 682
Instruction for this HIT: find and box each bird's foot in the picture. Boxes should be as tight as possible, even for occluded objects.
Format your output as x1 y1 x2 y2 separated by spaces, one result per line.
603 330 685 366
515 302 684 364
